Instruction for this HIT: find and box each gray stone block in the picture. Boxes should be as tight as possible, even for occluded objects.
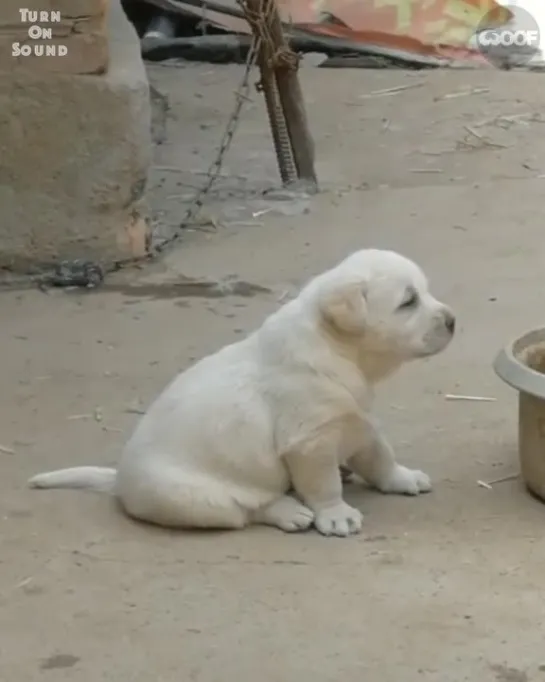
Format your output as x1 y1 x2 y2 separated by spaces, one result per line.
0 0 152 271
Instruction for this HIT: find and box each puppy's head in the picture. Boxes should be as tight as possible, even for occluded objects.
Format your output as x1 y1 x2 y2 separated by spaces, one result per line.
306 249 455 374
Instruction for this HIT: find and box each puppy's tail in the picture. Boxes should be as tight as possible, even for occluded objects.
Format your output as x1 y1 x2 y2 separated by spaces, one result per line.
28 466 117 493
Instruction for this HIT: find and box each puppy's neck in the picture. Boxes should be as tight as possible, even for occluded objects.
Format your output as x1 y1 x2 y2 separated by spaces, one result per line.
356 350 402 385
317 317 400 385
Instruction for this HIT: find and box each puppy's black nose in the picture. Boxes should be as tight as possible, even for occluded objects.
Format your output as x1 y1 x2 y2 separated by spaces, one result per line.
445 311 456 335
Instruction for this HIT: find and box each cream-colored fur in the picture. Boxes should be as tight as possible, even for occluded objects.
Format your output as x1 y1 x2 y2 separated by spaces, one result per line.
29 249 455 537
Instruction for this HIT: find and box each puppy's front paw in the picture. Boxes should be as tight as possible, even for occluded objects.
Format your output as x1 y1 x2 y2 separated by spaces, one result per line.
377 465 432 496
314 502 363 537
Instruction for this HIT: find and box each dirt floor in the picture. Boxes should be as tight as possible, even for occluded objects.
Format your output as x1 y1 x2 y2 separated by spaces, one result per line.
3 65 545 682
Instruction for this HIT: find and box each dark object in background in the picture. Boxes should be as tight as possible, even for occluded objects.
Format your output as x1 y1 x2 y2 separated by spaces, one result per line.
122 0 202 39
143 12 178 40
142 33 250 63
48 260 105 289
121 0 448 69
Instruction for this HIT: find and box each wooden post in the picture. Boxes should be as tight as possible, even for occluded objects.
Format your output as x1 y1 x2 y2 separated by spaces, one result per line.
261 0 317 187
255 32 298 185
242 0 317 189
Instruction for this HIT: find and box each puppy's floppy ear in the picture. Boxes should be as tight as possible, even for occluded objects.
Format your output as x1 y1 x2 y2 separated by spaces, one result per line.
319 282 367 335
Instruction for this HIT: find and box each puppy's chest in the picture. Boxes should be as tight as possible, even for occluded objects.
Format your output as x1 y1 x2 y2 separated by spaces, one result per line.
337 378 373 414
327 362 372 407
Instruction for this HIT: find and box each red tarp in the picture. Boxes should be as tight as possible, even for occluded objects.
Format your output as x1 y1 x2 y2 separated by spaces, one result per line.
278 0 511 62
145 0 513 65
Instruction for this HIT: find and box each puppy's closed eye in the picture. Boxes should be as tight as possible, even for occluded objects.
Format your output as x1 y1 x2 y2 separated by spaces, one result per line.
398 288 419 311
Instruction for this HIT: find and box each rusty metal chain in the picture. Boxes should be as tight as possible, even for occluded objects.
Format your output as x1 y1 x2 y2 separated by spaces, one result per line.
152 37 260 255
150 0 297 257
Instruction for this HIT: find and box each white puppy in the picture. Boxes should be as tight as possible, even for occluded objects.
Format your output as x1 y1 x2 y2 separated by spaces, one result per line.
29 249 455 537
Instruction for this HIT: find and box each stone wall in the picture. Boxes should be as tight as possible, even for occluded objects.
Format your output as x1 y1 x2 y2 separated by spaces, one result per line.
0 0 152 273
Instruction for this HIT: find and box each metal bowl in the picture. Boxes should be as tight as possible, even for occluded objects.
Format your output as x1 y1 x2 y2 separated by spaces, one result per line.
494 327 545 399
494 327 545 501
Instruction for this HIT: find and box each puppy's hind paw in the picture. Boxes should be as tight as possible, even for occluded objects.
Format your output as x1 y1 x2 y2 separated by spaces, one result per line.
252 496 315 533
314 502 363 537
377 465 432 496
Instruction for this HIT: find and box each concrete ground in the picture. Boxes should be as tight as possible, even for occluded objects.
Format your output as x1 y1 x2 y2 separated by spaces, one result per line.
2 65 545 682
